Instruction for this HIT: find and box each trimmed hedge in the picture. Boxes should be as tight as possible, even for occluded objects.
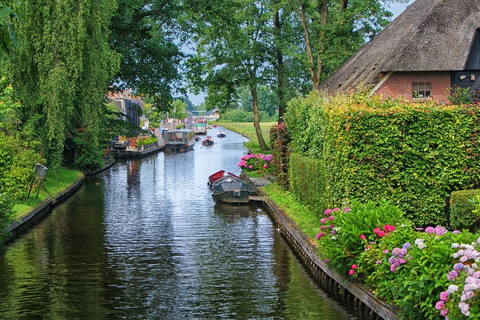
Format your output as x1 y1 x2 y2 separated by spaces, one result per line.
289 153 329 214
450 189 480 231
285 92 480 226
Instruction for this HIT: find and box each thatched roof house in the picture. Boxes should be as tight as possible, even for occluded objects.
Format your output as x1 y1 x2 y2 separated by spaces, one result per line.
319 0 480 102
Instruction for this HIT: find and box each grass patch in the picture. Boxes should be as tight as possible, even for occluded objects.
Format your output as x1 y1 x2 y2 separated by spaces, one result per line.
13 167 83 220
216 122 276 154
261 183 320 240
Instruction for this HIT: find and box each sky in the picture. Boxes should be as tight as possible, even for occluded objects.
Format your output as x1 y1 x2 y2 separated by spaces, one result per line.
186 0 415 106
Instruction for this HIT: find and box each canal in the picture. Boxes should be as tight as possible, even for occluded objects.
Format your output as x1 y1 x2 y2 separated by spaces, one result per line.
0 127 359 319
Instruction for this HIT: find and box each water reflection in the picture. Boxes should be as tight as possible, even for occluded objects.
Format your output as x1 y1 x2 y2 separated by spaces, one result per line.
0 127 358 319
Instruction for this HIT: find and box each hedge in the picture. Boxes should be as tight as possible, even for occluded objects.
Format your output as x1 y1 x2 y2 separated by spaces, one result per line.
285 92 480 226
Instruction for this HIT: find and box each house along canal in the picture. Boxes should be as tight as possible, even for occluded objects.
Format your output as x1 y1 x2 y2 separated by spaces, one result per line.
0 127 360 319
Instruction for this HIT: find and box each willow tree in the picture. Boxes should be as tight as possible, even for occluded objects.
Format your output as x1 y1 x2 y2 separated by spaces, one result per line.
288 0 408 90
8 0 120 170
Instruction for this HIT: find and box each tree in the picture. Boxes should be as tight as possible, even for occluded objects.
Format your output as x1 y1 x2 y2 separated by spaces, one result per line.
287 0 408 90
0 2 18 61
8 0 120 170
109 0 185 113
183 0 278 150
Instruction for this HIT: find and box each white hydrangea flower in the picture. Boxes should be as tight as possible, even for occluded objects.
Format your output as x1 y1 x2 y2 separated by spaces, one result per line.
447 284 459 293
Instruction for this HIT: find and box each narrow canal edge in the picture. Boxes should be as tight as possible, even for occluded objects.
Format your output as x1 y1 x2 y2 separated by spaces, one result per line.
3 177 84 243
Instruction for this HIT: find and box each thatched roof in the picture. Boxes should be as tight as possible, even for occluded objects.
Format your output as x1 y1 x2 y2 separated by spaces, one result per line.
319 0 480 93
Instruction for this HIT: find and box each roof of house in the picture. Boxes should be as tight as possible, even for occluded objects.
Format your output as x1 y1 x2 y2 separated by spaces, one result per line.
319 0 480 93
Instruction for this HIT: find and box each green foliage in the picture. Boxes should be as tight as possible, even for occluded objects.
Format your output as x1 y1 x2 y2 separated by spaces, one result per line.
0 192 13 239
109 0 184 110
285 93 480 226
8 0 120 171
289 153 329 214
355 225 477 320
0 2 19 60
317 199 406 274
448 86 473 105
450 189 480 232
270 123 291 190
221 109 276 122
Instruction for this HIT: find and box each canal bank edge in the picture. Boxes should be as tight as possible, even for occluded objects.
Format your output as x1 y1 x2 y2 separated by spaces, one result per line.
245 178 399 320
4 157 116 243
4 177 84 243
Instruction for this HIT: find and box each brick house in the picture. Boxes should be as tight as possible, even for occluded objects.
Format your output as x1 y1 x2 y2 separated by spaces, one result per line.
319 0 480 103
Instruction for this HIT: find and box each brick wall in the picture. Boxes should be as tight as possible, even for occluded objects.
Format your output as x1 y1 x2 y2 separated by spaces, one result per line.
375 71 451 103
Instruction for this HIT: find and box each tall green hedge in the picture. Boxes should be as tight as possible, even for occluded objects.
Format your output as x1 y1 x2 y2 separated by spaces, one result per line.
285 93 480 226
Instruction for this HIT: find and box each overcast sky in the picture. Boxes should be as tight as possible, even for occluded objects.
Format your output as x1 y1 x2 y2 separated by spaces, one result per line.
187 0 415 106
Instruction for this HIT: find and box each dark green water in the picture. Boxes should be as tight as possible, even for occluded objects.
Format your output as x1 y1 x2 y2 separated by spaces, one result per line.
0 128 359 319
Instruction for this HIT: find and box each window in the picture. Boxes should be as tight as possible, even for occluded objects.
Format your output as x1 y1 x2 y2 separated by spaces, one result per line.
413 83 431 98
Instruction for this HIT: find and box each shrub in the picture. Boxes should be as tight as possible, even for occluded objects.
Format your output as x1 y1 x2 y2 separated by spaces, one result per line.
238 153 273 175
316 199 480 319
316 199 406 274
450 189 480 232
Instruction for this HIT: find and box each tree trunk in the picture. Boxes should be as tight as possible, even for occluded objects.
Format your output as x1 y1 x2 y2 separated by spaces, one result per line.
273 1 286 123
288 0 327 91
250 86 269 150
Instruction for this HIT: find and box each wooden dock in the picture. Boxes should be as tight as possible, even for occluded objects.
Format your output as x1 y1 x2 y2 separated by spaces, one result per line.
110 145 163 158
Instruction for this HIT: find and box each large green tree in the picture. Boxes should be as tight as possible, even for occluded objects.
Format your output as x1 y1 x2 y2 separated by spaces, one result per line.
287 0 408 90
109 0 185 112
184 0 289 150
8 0 120 170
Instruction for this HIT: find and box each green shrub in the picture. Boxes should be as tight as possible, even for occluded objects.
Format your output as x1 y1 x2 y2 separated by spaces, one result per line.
285 92 480 226
449 189 480 231
316 199 406 274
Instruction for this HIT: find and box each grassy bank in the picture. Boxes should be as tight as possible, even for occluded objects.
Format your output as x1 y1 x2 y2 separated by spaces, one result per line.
215 121 276 154
13 167 83 220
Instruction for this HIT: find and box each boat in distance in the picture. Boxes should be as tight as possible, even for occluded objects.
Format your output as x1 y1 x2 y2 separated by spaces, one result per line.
210 175 257 204
202 136 214 146
217 130 226 138
163 129 195 152
193 123 208 135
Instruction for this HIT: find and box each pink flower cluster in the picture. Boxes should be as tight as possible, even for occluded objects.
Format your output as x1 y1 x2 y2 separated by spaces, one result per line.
238 153 273 172
316 207 345 239
348 264 357 276
425 225 448 236
373 224 395 238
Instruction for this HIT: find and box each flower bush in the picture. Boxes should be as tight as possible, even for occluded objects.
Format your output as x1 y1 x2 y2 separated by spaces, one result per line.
316 200 480 319
238 153 273 174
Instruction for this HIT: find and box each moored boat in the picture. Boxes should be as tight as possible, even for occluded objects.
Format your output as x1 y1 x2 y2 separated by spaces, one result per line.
193 123 208 135
210 175 257 204
208 170 239 185
163 129 195 152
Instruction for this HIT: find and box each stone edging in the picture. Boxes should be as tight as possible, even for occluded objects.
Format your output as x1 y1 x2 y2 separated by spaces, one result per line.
4 178 84 243
261 197 400 320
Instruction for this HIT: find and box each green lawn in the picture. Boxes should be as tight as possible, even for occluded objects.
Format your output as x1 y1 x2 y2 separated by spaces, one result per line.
215 121 276 154
13 167 83 220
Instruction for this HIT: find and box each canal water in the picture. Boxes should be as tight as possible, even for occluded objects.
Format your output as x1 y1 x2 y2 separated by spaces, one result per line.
0 127 359 319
